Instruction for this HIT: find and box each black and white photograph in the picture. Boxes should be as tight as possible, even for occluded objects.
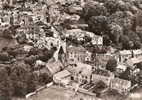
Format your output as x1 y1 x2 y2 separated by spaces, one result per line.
0 0 142 100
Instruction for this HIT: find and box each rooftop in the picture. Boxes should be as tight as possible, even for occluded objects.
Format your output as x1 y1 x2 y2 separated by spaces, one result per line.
119 50 132 55
133 49 142 54
126 56 142 67
67 45 86 52
53 70 71 79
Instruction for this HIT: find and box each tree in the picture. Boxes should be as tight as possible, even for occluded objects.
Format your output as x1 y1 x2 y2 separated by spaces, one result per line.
83 1 107 20
37 47 57 62
10 60 36 97
0 67 13 100
26 73 37 93
106 57 117 72
125 30 141 49
136 10 142 27
109 11 134 31
104 0 118 14
119 35 131 50
0 51 10 61
117 1 131 11
88 16 109 35
133 41 142 49
119 67 131 80
103 35 111 46
38 73 52 85
108 23 123 44
136 26 142 42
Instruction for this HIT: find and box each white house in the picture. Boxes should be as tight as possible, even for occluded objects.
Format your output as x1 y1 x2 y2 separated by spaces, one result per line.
91 35 103 46
110 78 131 94
133 49 142 58
67 62 92 83
118 50 132 63
67 45 92 63
53 70 71 86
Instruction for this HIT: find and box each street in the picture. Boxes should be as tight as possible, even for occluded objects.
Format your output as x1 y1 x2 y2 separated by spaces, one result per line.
28 85 142 100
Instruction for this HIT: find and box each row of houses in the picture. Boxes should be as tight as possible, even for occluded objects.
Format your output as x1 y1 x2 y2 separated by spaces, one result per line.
53 66 131 94
95 49 142 67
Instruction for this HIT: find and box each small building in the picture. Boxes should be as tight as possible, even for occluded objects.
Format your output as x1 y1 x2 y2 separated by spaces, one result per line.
68 5 83 14
110 78 131 94
91 69 114 86
53 70 71 86
2 0 14 6
67 45 89 63
95 53 113 67
85 51 92 62
19 13 33 26
116 64 127 73
126 56 142 69
46 61 65 76
117 50 132 63
133 49 142 58
91 35 103 46
67 62 92 83
66 29 103 46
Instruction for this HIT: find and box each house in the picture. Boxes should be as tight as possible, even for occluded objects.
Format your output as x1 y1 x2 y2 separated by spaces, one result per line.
67 62 92 83
116 64 127 73
66 29 103 46
1 13 11 25
2 0 14 6
19 13 33 26
68 5 83 14
53 70 71 86
91 35 103 46
95 53 113 67
126 56 142 69
12 11 20 25
85 51 92 62
110 78 131 94
46 61 65 76
48 4 60 24
133 49 142 58
117 50 132 63
91 69 114 86
67 45 89 63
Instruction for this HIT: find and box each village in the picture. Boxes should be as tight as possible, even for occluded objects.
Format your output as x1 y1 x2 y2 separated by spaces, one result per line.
0 0 142 100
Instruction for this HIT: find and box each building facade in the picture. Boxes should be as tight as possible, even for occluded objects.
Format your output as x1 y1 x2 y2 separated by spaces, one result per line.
67 46 87 63
133 49 142 58
117 50 132 63
110 78 131 93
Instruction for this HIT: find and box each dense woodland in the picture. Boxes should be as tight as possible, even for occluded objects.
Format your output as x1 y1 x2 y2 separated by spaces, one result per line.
79 0 142 50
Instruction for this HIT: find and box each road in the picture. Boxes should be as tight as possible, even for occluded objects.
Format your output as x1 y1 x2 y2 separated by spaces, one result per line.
27 85 142 100
28 86 78 100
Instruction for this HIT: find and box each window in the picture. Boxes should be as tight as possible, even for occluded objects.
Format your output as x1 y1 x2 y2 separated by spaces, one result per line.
78 57 80 61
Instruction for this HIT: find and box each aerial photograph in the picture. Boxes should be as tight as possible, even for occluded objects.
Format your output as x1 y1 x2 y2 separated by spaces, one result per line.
1 0 142 100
